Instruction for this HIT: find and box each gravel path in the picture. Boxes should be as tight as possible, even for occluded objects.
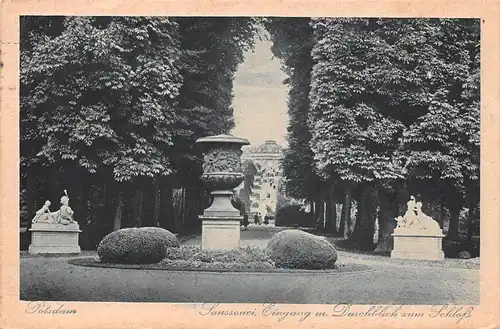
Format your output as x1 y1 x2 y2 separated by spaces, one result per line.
20 226 479 304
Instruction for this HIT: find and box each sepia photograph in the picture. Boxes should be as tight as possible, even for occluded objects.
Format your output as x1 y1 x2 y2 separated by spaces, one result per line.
17 16 482 306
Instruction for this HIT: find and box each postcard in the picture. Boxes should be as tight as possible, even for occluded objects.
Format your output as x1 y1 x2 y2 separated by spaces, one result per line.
0 1 499 329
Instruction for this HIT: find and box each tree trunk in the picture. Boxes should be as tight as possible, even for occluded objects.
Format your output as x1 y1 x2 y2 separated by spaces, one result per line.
166 186 175 229
152 179 160 227
352 200 363 240
315 192 325 231
25 173 35 229
428 196 443 229
76 173 89 227
159 184 174 230
180 188 186 233
100 179 107 221
184 188 193 232
440 197 450 235
198 188 206 215
329 184 337 234
142 182 154 227
22 173 36 249
351 187 376 250
374 189 397 253
132 189 144 227
335 203 342 235
188 188 199 233
343 187 353 239
339 203 345 238
76 174 90 249
113 190 123 231
447 203 461 239
324 186 333 233
466 203 478 241
323 200 328 231
186 188 202 233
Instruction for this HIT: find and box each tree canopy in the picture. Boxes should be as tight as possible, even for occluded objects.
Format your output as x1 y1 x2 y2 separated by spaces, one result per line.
20 16 259 247
268 17 479 245
20 17 480 251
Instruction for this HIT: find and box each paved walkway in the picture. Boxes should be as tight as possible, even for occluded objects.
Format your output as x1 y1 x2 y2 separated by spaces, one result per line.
20 226 479 304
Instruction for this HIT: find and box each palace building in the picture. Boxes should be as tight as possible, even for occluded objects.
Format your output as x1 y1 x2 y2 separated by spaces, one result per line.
237 140 283 217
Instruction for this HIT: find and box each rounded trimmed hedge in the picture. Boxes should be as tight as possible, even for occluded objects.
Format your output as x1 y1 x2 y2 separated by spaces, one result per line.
266 229 338 269
140 227 179 248
97 227 179 264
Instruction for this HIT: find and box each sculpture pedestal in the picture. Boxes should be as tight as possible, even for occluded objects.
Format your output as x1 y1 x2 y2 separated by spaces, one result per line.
28 222 81 254
391 229 444 261
201 217 241 251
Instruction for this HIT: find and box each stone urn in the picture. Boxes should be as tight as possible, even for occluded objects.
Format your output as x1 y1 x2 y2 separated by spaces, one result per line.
196 134 250 250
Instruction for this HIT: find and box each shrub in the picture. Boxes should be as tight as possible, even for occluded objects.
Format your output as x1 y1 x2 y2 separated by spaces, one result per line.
266 229 338 269
274 193 316 227
443 238 479 258
161 245 275 270
140 227 179 248
275 204 315 227
97 227 178 264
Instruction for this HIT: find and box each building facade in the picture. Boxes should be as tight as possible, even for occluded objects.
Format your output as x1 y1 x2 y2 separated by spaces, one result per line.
236 140 283 217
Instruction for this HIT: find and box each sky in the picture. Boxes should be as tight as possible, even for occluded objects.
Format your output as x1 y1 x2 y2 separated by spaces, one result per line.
230 34 289 148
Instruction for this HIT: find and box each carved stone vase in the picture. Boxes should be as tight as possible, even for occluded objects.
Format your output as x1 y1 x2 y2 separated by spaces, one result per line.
196 134 250 250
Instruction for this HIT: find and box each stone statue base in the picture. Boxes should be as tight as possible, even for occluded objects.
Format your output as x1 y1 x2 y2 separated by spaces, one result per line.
28 222 82 254
200 216 241 251
391 228 444 261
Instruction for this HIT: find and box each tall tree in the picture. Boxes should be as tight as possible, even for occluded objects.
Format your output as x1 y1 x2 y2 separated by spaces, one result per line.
20 16 259 242
264 18 322 204
308 18 480 248
168 17 259 231
21 16 185 237
400 19 480 238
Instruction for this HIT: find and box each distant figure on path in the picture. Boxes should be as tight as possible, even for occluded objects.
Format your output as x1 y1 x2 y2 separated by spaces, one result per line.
242 213 249 230
253 213 259 225
263 214 269 225
258 212 262 225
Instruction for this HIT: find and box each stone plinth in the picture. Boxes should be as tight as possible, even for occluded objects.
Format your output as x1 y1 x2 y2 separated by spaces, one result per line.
391 229 444 261
28 222 81 254
201 217 241 251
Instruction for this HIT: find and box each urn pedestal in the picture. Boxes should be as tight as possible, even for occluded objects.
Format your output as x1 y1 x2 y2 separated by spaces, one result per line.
196 134 250 251
28 222 82 254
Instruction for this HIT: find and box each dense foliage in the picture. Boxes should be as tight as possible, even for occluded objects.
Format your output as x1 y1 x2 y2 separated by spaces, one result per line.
20 16 258 249
264 18 322 201
268 18 480 250
22 17 183 182
266 229 338 269
21 17 479 254
162 245 275 270
97 227 179 264
275 193 314 227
